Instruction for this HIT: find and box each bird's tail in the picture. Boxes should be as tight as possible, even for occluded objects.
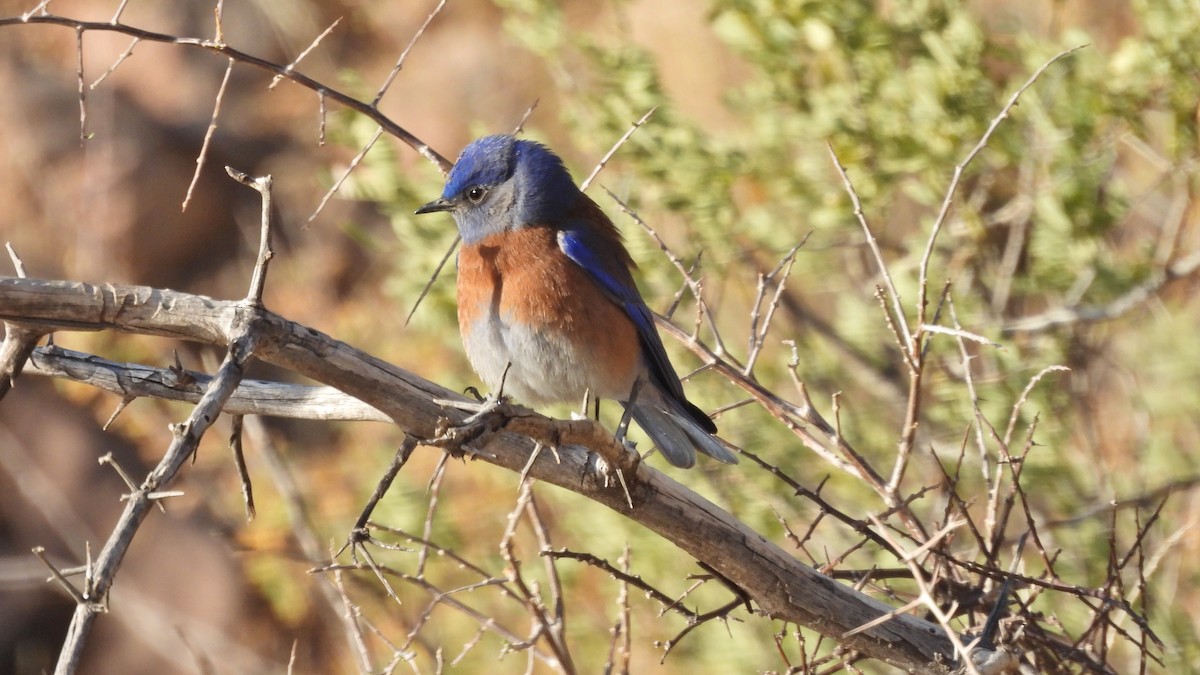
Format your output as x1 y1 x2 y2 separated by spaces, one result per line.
626 385 738 468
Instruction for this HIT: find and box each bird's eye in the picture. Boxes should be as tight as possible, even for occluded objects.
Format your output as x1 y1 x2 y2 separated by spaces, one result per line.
466 186 487 203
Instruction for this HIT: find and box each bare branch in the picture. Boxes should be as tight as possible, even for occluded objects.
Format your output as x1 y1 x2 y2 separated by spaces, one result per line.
227 415 255 521
269 18 342 90
0 276 959 671
0 323 43 400
512 98 540 135
74 26 86 143
54 321 260 674
350 436 420 535
225 168 276 305
745 240 806 375
580 107 657 192
0 13 452 171
308 127 384 225
404 234 461 327
1004 250 1200 333
182 58 234 212
89 37 138 89
373 0 447 107
32 546 87 604
827 144 913 354
919 324 1001 349
24 345 389 421
917 45 1087 333
604 190 730 358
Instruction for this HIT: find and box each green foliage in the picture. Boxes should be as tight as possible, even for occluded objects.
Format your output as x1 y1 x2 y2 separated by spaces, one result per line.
331 0 1199 670
328 106 462 336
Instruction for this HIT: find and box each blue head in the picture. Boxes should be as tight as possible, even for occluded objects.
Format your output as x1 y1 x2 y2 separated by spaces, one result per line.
415 135 580 243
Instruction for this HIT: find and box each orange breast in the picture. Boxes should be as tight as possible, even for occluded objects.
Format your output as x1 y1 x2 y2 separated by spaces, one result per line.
456 226 642 403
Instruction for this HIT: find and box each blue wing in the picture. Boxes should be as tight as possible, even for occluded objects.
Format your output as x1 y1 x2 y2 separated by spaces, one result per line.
557 226 690 406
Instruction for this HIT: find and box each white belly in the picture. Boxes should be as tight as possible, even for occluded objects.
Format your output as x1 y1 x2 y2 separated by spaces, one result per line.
462 313 634 406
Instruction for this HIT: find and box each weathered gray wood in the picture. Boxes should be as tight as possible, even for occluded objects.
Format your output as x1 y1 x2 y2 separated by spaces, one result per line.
0 276 958 672
25 346 389 422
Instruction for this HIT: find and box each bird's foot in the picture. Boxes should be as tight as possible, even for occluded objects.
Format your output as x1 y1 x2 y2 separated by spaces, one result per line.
588 451 636 510
429 393 522 460
435 389 505 415
462 392 510 425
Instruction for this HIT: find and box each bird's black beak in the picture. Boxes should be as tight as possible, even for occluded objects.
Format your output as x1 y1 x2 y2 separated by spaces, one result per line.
415 198 453 215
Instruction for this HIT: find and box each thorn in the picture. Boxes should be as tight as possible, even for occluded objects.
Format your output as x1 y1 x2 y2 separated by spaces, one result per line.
614 468 634 510
32 546 86 604
519 443 544 488
143 490 185 501
102 395 135 431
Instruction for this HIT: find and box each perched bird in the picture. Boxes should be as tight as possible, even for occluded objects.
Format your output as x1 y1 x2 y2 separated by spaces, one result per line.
416 135 735 468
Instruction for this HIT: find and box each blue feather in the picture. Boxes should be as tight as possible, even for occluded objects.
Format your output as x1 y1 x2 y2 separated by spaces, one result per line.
558 227 696 412
558 229 654 335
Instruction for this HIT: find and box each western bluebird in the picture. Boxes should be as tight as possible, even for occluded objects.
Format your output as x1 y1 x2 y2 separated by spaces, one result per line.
416 135 736 468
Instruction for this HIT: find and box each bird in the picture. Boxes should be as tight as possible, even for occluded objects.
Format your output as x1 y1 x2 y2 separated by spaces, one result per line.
415 134 736 468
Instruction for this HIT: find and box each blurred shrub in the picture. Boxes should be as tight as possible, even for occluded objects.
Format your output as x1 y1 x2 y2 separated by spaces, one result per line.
330 0 1199 670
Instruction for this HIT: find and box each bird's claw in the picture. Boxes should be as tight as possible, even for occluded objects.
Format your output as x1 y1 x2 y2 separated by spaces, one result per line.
462 393 510 425
428 394 515 459
588 452 636 510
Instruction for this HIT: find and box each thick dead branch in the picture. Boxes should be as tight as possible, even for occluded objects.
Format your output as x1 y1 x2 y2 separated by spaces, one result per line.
53 318 260 675
24 345 388 421
0 275 958 672
0 323 44 399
